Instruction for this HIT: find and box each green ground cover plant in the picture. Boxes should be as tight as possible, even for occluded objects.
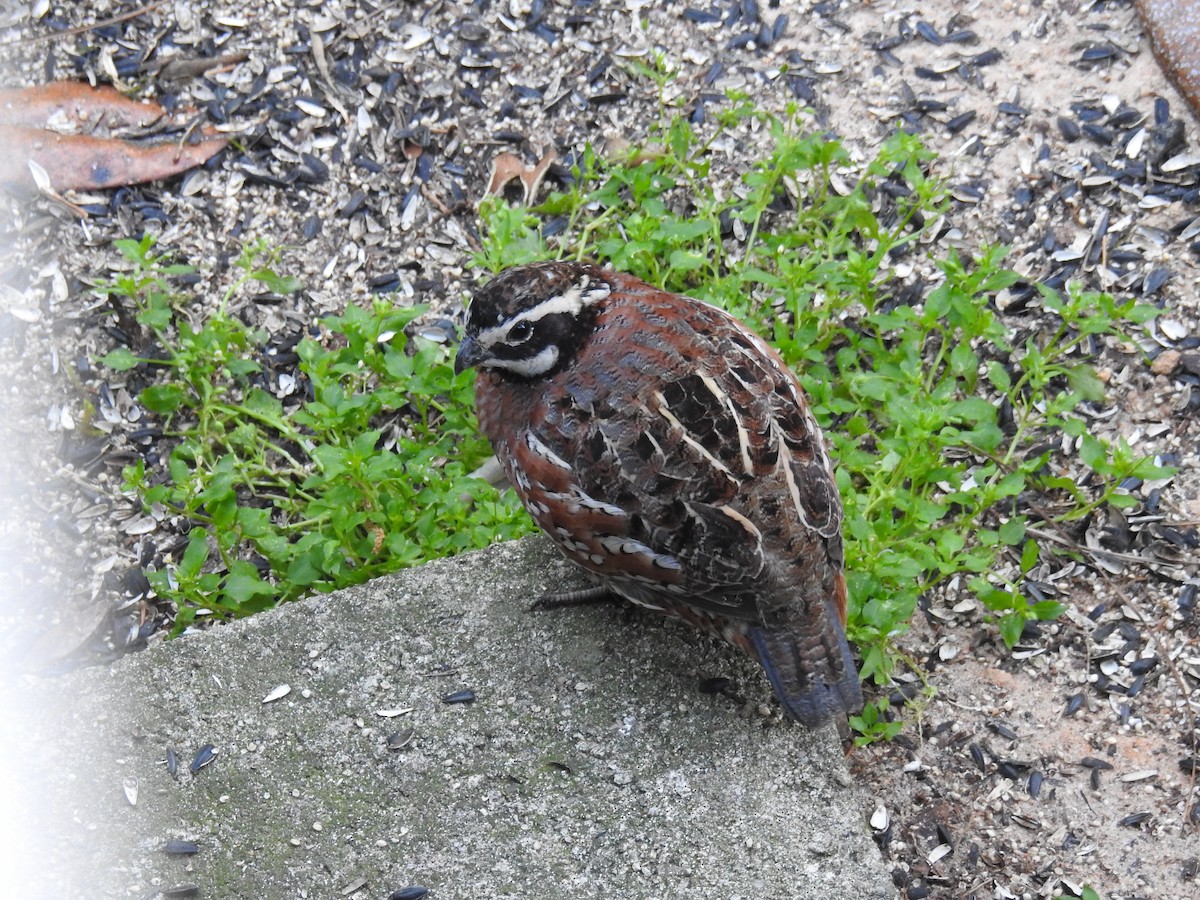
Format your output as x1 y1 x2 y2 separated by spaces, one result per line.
100 237 533 630
98 99 1166 741
478 101 1166 739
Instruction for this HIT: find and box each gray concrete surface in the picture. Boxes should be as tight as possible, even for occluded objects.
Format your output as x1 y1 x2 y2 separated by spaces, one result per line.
13 536 893 899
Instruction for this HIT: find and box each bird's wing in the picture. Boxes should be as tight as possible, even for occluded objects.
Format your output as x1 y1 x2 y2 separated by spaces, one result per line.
509 289 841 622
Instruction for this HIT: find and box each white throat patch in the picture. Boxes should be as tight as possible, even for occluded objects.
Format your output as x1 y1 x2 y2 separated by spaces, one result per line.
487 344 560 377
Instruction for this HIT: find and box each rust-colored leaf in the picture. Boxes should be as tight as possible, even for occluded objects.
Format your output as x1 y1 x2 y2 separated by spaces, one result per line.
0 82 163 130
0 125 226 191
485 152 526 197
484 150 557 204
0 80 229 195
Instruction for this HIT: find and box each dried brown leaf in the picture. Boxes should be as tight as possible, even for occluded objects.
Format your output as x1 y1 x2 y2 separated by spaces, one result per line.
0 81 163 131
0 125 226 191
485 152 525 197
484 150 558 203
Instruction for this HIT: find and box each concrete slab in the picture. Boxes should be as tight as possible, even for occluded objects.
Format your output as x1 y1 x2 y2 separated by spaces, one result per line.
11 536 893 899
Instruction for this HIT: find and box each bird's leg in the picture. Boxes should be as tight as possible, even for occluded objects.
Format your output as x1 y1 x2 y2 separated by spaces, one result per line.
529 585 616 612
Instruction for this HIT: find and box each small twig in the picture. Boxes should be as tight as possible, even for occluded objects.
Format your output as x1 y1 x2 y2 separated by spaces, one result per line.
148 51 250 82
2 0 170 48
1024 525 1184 570
420 184 481 251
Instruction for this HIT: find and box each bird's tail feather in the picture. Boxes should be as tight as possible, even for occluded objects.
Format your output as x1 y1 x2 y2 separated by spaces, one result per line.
748 608 863 728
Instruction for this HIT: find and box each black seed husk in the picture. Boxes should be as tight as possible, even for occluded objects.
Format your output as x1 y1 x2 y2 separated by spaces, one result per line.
946 111 976 134
1083 123 1115 145
997 761 1024 780
943 29 977 44
190 744 217 773
1143 267 1172 295
1080 44 1118 63
969 743 986 771
1027 771 1043 797
915 21 941 44
987 722 1018 741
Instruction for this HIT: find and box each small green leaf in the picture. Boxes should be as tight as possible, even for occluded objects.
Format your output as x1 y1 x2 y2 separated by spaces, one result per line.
140 383 185 414
998 516 1025 545
986 360 1010 391
224 562 277 607
1031 600 1066 620
178 529 210 580
668 249 705 271
1078 434 1108 472
251 269 303 295
101 348 141 371
998 612 1025 648
992 471 1026 498
137 304 173 329
1066 365 1106 402
949 342 977 377
1020 539 1039 574
1124 304 1158 324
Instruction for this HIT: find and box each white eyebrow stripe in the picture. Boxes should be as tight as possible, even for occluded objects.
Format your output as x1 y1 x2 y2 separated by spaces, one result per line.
475 279 611 349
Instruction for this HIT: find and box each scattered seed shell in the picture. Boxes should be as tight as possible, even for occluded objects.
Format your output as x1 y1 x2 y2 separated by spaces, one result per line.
870 804 890 831
190 744 218 774
1121 769 1158 782
387 728 415 751
262 683 291 704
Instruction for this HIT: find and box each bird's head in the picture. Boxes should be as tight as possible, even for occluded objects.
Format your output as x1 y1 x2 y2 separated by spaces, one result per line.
455 261 611 379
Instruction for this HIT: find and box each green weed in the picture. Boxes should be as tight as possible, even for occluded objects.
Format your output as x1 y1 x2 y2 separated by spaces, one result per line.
99 237 531 631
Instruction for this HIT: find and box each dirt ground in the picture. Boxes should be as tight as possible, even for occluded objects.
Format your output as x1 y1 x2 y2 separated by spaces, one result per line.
0 2 1197 898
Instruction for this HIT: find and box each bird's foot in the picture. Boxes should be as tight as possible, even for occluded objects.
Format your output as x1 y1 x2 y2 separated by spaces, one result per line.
529 586 615 612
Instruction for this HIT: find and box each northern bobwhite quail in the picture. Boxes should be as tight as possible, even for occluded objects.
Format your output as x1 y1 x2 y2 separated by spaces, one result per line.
455 261 863 727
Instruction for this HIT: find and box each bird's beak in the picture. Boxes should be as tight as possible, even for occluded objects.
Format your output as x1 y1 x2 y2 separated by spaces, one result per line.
454 334 485 375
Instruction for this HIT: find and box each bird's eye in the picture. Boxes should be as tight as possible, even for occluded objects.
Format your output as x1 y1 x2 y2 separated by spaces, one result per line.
507 320 534 343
